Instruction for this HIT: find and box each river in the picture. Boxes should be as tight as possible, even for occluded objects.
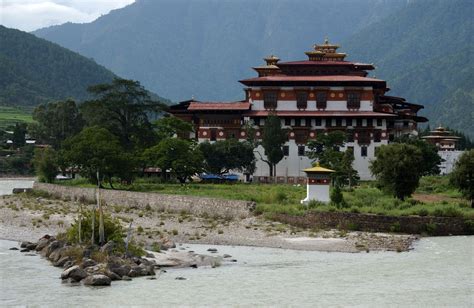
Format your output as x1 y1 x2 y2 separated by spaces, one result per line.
0 179 473 306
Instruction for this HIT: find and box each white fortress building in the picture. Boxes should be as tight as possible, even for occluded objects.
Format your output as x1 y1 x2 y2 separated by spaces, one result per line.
170 39 427 181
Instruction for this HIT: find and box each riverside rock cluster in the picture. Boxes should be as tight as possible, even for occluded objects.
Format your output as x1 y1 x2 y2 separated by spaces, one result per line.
12 234 224 287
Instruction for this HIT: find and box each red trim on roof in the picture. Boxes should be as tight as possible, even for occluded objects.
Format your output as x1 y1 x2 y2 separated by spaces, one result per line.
240 75 384 82
277 60 374 68
188 101 250 111
244 111 397 117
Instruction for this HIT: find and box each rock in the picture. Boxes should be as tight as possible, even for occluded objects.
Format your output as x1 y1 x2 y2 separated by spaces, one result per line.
146 252 155 258
35 237 51 251
83 274 111 286
122 276 132 281
20 248 30 252
63 261 74 269
24 253 37 256
61 265 87 282
81 258 97 269
109 265 130 278
128 267 141 277
230 259 238 263
9 247 19 250
190 264 198 268
207 248 218 253
147 276 157 280
20 241 32 248
54 256 71 267
175 277 187 280
26 242 37 250
160 238 176 251
223 254 232 258
105 270 121 281
48 247 67 262
43 240 62 258
100 241 115 254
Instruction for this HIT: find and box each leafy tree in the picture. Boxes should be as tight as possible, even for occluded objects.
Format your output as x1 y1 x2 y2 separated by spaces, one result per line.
370 143 424 200
260 114 287 177
330 185 345 207
33 147 58 183
450 150 474 208
145 138 203 183
11 123 27 148
199 139 255 175
62 126 136 186
30 100 84 149
395 135 441 175
81 78 168 150
307 131 358 187
153 116 194 140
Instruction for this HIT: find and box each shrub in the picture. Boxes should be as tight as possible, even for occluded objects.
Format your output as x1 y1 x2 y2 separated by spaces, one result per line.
66 210 124 245
330 186 344 206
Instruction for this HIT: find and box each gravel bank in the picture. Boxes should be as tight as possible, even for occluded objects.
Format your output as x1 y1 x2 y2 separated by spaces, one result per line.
0 194 418 252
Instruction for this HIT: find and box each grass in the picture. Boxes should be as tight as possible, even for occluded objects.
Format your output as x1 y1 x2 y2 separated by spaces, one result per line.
0 106 34 129
56 176 473 219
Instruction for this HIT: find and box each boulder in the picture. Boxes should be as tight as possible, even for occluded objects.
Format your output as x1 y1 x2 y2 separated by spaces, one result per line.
83 274 111 286
207 248 218 253
122 276 132 281
25 242 37 250
160 238 176 251
35 237 51 251
108 265 130 278
175 277 187 280
54 256 71 268
48 247 68 263
20 248 30 253
9 247 19 250
223 254 232 258
61 265 87 282
100 241 115 254
63 261 74 269
20 241 33 248
81 258 97 269
43 240 62 258
104 270 121 281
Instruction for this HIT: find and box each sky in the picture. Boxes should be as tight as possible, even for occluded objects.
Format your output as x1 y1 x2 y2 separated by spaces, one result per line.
0 0 135 32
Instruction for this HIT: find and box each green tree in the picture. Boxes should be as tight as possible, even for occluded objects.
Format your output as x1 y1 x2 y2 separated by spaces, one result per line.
450 150 474 208
62 126 136 186
395 135 441 175
33 147 58 183
330 185 345 207
199 139 255 175
307 131 358 187
260 114 287 177
145 138 203 183
12 123 27 148
30 100 84 149
81 78 167 150
153 116 194 140
370 143 424 200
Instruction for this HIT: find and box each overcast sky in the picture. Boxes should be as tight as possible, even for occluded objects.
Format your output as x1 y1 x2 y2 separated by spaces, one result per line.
0 0 135 32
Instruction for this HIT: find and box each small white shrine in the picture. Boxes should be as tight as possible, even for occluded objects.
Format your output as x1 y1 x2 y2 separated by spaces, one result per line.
301 162 335 204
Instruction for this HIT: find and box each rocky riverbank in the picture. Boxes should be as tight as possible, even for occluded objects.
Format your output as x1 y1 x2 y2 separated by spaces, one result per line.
0 193 418 253
9 234 225 286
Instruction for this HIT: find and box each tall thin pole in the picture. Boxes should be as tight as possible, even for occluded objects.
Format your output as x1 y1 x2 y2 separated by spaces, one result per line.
97 170 105 246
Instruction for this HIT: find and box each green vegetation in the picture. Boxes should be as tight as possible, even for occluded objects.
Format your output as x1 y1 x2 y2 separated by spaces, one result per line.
450 150 474 207
0 106 33 129
58 175 474 219
261 113 287 177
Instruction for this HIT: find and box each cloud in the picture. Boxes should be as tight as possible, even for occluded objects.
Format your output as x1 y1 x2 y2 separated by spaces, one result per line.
0 0 135 32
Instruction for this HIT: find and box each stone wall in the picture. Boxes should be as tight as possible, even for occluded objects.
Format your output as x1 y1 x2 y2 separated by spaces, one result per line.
273 212 474 236
33 183 255 219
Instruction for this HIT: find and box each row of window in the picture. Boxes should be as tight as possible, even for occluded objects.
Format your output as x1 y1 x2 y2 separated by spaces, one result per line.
254 117 384 127
263 91 361 110
283 145 371 157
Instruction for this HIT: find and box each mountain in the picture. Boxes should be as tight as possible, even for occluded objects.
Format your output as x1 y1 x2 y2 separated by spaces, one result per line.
344 0 473 136
33 0 406 102
0 25 117 107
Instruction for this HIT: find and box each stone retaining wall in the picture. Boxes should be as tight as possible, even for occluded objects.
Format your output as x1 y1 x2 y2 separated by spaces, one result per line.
33 183 255 219
273 212 474 235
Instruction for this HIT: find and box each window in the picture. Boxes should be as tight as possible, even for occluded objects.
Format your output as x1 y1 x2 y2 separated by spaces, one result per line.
294 118 301 127
315 118 322 126
347 130 354 142
356 118 363 127
210 129 217 141
253 118 260 126
305 118 312 127
403 121 409 127
295 130 308 144
336 118 342 127
298 145 306 156
263 91 278 109
283 145 289 156
367 119 373 127
377 119 383 127
346 118 353 127
316 92 327 109
296 91 308 109
285 118 291 126
347 92 361 109
374 130 381 142
361 146 367 157
358 131 370 144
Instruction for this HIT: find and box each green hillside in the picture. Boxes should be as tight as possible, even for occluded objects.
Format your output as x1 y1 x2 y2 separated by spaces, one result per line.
344 0 473 136
0 25 117 106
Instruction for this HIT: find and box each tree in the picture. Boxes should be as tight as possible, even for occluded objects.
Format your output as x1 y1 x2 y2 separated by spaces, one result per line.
199 139 256 175
260 114 287 177
145 138 203 183
62 126 136 186
307 130 358 187
12 123 27 148
33 147 58 183
395 135 441 175
370 143 424 200
450 150 474 208
153 116 194 141
30 100 84 149
81 78 167 150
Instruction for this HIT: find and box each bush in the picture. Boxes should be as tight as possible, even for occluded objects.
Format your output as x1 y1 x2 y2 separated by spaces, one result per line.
66 210 124 245
33 147 58 183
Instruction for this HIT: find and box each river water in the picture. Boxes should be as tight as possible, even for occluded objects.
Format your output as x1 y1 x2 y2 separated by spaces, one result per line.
0 180 473 306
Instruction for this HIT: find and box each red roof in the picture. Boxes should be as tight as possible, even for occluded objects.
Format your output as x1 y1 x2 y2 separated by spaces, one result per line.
241 75 384 83
277 60 374 68
188 101 251 111
244 111 397 117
